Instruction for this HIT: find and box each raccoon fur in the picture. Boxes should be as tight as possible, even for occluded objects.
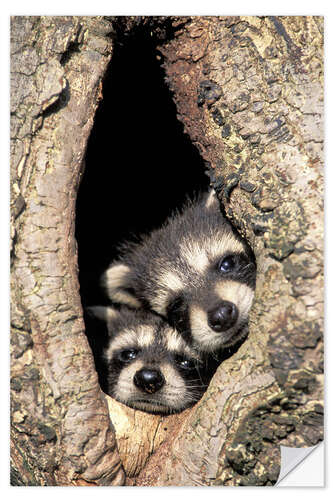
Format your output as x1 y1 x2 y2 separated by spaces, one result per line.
102 190 256 353
88 305 213 414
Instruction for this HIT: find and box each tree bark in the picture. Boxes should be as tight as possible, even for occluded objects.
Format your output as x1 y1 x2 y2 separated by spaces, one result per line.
10 16 323 486
10 16 124 486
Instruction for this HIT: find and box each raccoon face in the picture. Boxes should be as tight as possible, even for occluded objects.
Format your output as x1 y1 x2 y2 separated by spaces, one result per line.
166 252 256 352
103 190 256 353
88 306 209 413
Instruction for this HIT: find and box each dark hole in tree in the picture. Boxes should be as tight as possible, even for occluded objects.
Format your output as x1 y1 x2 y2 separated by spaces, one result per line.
75 24 209 389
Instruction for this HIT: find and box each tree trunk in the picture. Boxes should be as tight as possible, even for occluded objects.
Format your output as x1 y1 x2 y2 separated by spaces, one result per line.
10 16 124 486
10 16 323 486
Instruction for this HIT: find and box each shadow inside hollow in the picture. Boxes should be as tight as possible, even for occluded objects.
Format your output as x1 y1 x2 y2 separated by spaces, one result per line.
76 25 209 308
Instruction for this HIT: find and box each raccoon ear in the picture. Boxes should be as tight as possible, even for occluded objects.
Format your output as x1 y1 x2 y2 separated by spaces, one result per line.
86 305 120 322
102 263 142 309
204 189 220 210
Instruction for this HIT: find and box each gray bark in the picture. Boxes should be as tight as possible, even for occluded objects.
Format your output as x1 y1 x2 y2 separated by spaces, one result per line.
10 16 124 485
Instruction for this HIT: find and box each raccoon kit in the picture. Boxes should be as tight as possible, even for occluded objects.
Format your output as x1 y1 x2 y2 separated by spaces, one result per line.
89 305 213 413
103 190 256 354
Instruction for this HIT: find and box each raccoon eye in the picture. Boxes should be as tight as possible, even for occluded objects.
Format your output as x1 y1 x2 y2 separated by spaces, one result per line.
174 355 196 370
218 255 236 273
118 349 139 363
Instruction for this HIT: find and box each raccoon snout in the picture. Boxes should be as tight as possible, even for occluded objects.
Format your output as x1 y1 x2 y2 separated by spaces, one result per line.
134 368 165 394
208 301 239 332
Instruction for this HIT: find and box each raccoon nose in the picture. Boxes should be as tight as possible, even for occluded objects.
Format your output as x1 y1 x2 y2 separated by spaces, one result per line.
134 368 165 394
208 301 239 332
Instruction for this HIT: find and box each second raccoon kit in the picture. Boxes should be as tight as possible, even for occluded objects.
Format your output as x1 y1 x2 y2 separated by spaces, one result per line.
103 190 256 354
89 305 216 413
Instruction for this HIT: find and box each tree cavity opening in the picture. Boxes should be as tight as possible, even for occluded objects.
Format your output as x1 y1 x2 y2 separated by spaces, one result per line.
75 22 209 386
76 24 209 308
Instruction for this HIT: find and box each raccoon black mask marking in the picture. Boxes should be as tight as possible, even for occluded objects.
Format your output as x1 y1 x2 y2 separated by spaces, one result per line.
103 190 256 353
88 306 212 414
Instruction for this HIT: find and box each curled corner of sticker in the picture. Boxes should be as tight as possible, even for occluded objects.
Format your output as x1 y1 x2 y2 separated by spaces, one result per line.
276 442 324 486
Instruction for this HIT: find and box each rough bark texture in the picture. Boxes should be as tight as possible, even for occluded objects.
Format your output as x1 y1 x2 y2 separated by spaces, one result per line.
10 16 323 487
137 15 323 486
10 16 124 486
